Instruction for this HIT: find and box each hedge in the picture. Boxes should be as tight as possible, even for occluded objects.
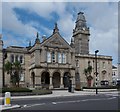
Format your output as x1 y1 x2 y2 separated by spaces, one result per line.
2 87 32 93
82 86 118 89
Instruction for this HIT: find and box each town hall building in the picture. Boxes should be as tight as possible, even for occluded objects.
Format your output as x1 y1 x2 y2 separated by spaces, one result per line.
0 12 112 89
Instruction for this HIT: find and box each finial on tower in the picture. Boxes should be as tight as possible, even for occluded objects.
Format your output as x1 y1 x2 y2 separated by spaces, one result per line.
0 34 2 40
37 32 39 38
53 22 59 34
35 32 40 44
29 40 31 47
78 12 84 15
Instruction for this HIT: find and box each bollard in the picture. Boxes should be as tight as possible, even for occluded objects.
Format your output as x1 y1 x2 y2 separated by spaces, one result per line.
4 92 11 106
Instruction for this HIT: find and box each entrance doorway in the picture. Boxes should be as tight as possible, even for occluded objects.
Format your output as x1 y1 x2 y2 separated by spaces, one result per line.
41 72 50 88
53 72 60 88
31 72 35 88
63 72 71 88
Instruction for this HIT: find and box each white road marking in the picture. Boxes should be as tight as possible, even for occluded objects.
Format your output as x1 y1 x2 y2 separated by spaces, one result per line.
21 96 117 108
52 102 57 105
51 97 117 105
22 103 45 108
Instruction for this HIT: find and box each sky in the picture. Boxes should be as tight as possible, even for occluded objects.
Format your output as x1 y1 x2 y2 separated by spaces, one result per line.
0 0 118 66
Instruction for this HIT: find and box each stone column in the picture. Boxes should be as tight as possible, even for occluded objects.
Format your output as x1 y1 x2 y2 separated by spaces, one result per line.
35 76 42 89
29 73 33 88
49 76 53 89
60 75 64 89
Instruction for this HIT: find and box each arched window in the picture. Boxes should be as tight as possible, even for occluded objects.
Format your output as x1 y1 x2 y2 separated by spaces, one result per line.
20 71 24 81
20 55 23 64
58 52 62 63
62 53 66 64
15 55 18 62
10 55 14 63
88 61 91 66
47 51 51 63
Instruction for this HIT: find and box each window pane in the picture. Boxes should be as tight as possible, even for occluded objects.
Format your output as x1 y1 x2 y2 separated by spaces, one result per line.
62 53 66 64
58 52 62 63
47 52 51 63
15 55 18 62
20 56 23 64
20 73 24 81
11 55 14 63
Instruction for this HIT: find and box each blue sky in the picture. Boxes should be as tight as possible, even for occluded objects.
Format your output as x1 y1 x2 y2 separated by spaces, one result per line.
0 1 118 65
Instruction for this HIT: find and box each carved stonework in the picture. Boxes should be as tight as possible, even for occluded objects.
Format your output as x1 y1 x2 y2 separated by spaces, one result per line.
50 39 63 46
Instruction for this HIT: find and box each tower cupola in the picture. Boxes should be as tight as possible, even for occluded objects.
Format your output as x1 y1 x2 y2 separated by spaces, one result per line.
73 12 90 54
75 12 88 31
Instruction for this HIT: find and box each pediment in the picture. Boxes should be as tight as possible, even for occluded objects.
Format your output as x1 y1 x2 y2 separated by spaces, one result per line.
41 33 71 49
49 37 63 46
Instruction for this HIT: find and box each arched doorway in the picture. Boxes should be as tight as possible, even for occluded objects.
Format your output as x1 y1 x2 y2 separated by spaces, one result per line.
31 72 35 88
63 72 71 88
52 72 60 88
41 72 50 88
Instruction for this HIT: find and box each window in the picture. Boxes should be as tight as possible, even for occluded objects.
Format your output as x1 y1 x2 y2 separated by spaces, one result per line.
15 55 18 62
58 52 62 63
97 62 99 69
102 62 105 68
62 53 66 64
88 61 91 66
52 51 56 63
47 52 51 63
20 55 23 64
20 72 24 82
76 60 79 67
10 55 14 63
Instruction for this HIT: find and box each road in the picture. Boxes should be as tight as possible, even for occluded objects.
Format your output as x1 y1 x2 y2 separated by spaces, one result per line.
2 94 119 111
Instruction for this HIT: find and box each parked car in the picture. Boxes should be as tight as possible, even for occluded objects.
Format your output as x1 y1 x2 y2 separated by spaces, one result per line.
116 80 120 87
100 80 109 86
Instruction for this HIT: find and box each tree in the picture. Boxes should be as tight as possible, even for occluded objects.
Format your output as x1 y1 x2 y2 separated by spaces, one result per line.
84 65 93 87
4 61 12 75
4 61 22 87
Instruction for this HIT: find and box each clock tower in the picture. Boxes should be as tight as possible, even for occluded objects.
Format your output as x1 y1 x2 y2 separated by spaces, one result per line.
73 12 90 54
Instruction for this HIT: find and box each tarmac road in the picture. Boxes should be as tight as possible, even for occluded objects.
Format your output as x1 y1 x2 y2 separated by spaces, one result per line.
6 94 119 111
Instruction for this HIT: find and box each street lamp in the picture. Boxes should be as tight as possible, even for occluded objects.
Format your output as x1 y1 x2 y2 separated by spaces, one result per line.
95 50 99 94
2 49 7 87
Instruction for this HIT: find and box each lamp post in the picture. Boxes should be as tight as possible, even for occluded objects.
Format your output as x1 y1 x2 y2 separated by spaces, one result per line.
95 50 99 94
2 49 7 87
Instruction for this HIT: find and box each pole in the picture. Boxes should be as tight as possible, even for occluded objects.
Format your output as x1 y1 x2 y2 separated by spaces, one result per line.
2 49 5 87
2 49 7 87
95 50 99 94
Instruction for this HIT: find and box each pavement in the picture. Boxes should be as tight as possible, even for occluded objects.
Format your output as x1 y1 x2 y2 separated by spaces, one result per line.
0 89 119 111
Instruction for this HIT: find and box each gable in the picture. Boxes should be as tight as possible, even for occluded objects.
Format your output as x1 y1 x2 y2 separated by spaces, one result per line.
41 33 71 49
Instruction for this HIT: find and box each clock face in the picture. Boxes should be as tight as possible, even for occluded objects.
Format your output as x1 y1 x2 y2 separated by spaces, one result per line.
83 27 85 31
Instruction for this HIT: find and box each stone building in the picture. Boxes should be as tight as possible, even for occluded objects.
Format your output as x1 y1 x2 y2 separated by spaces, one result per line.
0 34 3 88
0 12 112 89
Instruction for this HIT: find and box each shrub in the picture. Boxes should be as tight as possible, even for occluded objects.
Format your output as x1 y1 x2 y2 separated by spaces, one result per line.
2 87 32 93
32 89 52 95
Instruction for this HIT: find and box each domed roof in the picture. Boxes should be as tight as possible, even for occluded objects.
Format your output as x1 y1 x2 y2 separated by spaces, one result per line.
76 12 86 22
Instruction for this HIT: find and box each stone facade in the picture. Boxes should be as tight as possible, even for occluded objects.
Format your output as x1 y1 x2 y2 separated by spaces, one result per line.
0 34 3 88
0 12 113 89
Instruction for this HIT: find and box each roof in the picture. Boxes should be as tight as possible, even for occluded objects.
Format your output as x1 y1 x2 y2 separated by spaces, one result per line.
112 65 117 69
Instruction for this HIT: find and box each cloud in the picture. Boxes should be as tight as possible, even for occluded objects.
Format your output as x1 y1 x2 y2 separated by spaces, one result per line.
2 3 38 36
58 14 75 43
1 2 118 65
67 2 118 64
0 1 2 33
